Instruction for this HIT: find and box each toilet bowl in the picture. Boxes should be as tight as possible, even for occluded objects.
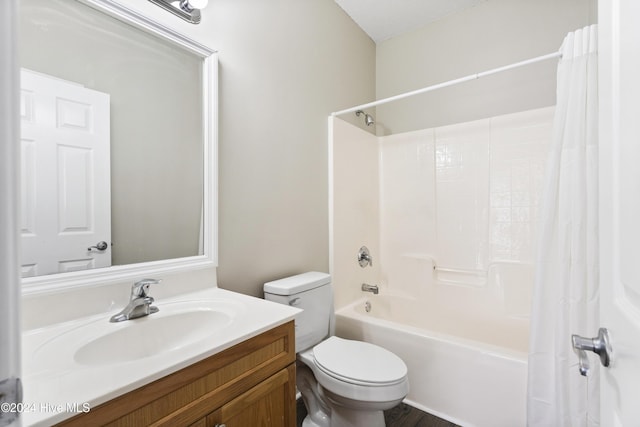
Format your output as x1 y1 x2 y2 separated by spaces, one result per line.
264 272 409 427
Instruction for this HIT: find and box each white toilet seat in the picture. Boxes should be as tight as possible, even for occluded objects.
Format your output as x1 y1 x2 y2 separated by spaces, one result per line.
298 337 409 404
313 336 407 386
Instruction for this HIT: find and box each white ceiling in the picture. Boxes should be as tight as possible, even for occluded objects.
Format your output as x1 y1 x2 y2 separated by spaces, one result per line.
334 0 486 43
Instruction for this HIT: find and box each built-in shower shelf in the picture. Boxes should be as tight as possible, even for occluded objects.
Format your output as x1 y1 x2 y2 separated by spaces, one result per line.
434 266 487 287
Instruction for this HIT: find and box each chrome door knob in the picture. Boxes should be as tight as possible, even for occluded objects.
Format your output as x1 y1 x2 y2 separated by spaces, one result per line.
571 328 612 376
87 241 108 251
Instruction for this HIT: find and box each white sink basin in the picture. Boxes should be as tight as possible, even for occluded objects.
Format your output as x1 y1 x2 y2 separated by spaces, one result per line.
75 309 232 365
31 299 241 369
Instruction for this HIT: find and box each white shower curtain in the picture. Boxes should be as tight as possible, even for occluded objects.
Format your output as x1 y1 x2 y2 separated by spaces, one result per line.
527 25 599 427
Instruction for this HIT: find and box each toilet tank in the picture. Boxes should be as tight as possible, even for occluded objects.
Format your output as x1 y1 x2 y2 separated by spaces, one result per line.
264 272 333 353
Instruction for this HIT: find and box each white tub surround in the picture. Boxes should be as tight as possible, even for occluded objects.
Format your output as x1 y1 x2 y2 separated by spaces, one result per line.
21 287 299 426
330 107 555 426
330 107 554 312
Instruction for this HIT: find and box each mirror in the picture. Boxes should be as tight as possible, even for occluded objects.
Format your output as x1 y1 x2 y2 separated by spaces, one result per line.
19 0 217 292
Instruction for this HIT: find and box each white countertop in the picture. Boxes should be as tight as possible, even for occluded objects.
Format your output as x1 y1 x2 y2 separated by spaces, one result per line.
21 287 299 426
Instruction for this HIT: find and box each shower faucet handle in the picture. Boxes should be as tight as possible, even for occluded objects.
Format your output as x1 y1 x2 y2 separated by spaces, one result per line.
357 246 372 268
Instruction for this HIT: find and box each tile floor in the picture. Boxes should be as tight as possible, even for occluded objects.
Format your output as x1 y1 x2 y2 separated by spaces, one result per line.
296 399 460 427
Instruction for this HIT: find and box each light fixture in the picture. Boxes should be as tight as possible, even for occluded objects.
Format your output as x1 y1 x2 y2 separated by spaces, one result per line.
148 0 209 24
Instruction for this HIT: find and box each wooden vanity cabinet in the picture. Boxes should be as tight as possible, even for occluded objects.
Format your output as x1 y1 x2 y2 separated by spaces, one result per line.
57 321 296 427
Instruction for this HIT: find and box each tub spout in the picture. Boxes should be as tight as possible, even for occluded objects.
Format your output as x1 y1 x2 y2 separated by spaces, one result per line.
361 283 379 295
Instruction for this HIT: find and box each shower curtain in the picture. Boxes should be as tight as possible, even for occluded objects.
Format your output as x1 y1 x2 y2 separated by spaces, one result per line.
527 25 599 427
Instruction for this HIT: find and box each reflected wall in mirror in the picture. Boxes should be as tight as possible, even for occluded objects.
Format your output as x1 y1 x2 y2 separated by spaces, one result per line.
19 0 213 281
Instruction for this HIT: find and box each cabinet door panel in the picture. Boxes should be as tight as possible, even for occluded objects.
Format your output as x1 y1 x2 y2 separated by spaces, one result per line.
210 366 295 427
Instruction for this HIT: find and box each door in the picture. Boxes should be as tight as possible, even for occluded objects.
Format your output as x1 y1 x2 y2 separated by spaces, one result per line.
0 2 21 426
598 0 640 425
20 69 111 277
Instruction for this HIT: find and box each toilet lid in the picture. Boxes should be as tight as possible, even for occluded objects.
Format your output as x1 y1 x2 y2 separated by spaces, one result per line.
313 336 407 385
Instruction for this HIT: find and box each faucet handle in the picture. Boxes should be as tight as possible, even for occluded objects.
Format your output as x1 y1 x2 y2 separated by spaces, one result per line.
357 246 373 268
132 278 161 298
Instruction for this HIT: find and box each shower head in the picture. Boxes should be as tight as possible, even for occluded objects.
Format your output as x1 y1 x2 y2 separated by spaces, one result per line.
365 114 374 126
355 110 375 126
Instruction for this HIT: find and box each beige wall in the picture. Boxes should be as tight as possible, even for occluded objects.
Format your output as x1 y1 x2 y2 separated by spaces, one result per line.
209 2 376 296
208 1 376 296
375 0 597 135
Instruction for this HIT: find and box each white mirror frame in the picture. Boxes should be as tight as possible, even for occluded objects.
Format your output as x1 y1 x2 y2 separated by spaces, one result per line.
22 0 218 295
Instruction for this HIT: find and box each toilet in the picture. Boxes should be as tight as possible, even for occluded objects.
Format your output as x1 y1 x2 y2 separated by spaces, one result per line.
264 272 409 427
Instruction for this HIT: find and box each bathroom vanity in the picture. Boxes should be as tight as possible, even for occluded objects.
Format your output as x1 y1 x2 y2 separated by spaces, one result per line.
21 288 299 427
57 322 295 427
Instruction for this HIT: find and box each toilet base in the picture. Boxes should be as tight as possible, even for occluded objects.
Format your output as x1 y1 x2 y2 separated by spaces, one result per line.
297 362 330 427
301 409 385 427
328 406 385 427
321 387 401 427
302 415 327 427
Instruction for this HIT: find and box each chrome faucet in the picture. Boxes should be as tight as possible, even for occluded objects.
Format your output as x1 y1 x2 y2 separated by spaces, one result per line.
110 279 161 322
361 283 379 295
357 246 373 268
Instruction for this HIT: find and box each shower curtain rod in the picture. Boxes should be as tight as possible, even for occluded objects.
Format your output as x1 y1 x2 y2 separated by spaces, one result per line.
331 51 562 116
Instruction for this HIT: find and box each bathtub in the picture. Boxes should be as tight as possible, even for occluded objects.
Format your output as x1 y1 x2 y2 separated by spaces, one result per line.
334 294 528 427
